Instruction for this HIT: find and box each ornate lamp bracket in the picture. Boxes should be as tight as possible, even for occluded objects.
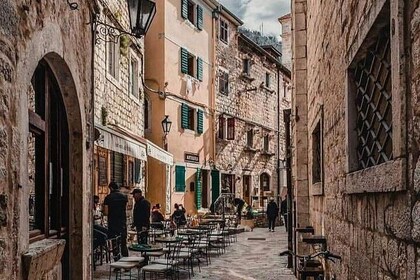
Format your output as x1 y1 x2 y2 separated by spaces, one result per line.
93 15 134 45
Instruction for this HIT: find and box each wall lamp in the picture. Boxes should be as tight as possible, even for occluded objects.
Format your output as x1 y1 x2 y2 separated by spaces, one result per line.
94 0 156 44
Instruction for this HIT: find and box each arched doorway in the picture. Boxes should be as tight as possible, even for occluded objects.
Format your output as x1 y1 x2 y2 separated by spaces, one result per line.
27 58 72 278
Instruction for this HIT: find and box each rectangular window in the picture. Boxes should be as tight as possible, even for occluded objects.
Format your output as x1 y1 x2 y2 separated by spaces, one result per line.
227 118 235 140
98 150 108 186
107 40 119 80
243 59 250 75
350 24 392 170
265 73 271 87
110 151 124 187
247 129 254 147
263 135 269 152
219 71 229 94
187 107 195 130
218 115 226 139
220 19 228 43
134 159 142 184
129 57 139 98
175 165 186 192
181 103 199 131
312 123 322 183
187 0 195 23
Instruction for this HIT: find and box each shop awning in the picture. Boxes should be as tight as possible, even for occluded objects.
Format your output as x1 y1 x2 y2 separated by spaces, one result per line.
146 140 173 165
95 124 147 161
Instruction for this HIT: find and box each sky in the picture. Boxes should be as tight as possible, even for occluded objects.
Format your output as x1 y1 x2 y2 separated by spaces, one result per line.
219 0 290 39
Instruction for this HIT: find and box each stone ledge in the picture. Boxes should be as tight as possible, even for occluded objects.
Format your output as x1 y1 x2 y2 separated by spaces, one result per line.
22 239 66 280
345 158 406 194
311 181 323 196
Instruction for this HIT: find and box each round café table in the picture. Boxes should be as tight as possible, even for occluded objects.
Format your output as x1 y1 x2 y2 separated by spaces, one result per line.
129 244 163 263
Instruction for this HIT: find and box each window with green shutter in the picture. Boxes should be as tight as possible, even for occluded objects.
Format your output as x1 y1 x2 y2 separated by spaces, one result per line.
197 109 203 134
197 57 203 81
195 168 202 209
181 0 188 19
181 48 189 74
181 103 189 129
175 166 186 192
196 5 203 30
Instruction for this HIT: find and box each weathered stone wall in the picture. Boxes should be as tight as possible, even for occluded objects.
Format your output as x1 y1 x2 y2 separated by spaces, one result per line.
279 14 292 71
0 0 94 279
292 0 420 278
215 15 291 207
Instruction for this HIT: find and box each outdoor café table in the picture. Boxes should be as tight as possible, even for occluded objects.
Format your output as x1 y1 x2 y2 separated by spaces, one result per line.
129 243 163 263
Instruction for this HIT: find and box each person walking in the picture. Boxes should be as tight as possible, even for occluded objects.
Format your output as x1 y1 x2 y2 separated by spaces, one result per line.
266 197 279 232
132 189 151 244
280 197 288 231
103 182 129 258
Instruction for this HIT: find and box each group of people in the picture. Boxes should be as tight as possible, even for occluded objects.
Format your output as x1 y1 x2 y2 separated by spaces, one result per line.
93 182 189 258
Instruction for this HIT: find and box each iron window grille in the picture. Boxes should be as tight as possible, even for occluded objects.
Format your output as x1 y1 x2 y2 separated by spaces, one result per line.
352 25 392 170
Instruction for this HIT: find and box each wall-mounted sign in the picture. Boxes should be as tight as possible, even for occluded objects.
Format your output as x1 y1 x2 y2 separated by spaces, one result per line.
185 152 199 163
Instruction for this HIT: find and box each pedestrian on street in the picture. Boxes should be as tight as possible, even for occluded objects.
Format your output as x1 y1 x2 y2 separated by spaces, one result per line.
151 204 165 229
102 182 129 258
233 197 245 222
132 188 151 244
280 197 288 231
266 197 279 232
171 203 187 228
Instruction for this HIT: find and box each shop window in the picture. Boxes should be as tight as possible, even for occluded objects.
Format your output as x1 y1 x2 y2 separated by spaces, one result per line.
260 173 270 192
28 60 69 241
110 151 124 187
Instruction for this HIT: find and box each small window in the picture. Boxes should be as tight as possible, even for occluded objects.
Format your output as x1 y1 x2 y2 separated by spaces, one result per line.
260 173 270 192
187 107 195 130
187 0 195 23
187 53 195 76
247 129 254 147
219 71 229 94
144 97 150 130
243 59 250 75
110 151 124 188
263 135 269 152
220 19 229 43
227 118 235 140
107 40 119 80
129 57 139 98
265 73 271 87
312 122 322 183
218 115 226 139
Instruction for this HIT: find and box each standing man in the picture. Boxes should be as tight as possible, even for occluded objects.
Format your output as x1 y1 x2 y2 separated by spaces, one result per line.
266 197 279 232
132 189 151 244
103 182 129 258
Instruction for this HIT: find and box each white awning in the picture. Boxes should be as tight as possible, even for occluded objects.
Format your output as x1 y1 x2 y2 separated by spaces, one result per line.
146 140 173 165
95 124 147 161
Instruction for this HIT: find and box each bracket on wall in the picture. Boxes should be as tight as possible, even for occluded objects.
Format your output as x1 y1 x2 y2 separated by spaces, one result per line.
93 15 134 45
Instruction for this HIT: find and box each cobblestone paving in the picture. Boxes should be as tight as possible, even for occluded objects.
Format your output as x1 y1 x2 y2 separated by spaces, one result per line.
94 227 295 280
191 227 295 280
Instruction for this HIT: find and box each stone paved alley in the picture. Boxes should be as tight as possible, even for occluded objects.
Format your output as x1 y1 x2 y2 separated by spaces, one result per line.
94 227 295 280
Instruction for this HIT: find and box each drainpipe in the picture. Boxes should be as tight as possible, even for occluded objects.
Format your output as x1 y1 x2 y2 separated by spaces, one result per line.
283 109 293 268
276 69 280 208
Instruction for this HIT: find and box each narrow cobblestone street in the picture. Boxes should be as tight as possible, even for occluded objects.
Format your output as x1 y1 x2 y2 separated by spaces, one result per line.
94 227 295 280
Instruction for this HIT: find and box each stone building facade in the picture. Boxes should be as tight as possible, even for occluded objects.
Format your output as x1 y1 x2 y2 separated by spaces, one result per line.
291 0 420 279
278 13 292 71
0 0 95 279
215 6 291 208
93 0 149 219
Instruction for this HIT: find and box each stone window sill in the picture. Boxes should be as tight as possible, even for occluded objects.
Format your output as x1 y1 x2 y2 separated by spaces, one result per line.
345 158 406 194
244 146 258 153
240 73 255 82
22 239 66 280
311 181 324 196
261 150 275 156
261 85 275 93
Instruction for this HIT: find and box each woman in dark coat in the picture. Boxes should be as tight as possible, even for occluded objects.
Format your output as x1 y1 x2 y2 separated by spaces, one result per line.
266 197 279 232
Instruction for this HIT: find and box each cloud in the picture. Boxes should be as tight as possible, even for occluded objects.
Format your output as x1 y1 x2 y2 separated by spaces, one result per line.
219 0 290 37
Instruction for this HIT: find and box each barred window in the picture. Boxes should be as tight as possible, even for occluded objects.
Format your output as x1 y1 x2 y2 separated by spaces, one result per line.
351 24 392 170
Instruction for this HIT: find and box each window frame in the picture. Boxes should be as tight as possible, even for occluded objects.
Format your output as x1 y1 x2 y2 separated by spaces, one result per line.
129 53 139 99
265 73 271 88
106 38 120 81
246 129 254 148
219 70 229 95
187 0 195 24
220 19 229 44
243 59 250 75
344 0 406 193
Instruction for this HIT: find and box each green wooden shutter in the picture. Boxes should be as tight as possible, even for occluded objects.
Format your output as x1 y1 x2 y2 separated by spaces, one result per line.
195 168 202 209
181 48 189 74
197 109 203 134
197 57 203 81
181 103 189 129
196 5 203 30
211 169 220 205
175 166 186 192
181 0 188 19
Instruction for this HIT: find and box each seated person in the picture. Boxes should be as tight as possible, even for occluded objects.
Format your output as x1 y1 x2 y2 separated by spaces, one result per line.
151 204 165 229
171 203 187 228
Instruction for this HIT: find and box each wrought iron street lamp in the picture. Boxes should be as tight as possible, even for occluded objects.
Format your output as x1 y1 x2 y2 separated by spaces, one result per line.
94 0 157 44
161 115 172 150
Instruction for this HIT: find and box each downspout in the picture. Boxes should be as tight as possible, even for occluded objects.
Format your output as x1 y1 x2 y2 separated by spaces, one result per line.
283 109 293 268
210 7 217 182
276 68 281 208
